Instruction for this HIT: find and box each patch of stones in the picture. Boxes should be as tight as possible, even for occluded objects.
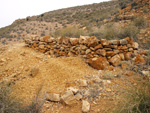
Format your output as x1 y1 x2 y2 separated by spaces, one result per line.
45 74 114 113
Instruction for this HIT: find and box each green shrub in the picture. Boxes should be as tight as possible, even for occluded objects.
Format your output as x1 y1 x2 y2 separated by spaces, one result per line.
134 16 148 29
119 25 139 40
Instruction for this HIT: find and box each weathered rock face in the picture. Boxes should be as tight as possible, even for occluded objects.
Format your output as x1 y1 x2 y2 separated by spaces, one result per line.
25 36 139 70
88 57 110 70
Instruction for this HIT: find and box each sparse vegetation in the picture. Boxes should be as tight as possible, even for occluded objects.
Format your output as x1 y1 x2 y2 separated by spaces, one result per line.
54 26 87 37
102 72 115 80
0 82 21 113
134 16 148 29
119 24 139 40
115 79 150 113
0 82 45 113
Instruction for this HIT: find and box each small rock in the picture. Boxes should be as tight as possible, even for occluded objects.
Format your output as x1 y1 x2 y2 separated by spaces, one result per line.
0 58 6 62
102 80 111 85
120 39 128 45
82 100 90 113
95 49 106 57
30 68 39 77
111 40 119 45
101 39 109 46
87 36 99 47
75 93 83 100
85 49 91 55
94 44 103 50
124 52 132 60
39 45 45 49
105 88 111 92
61 90 76 105
67 87 79 94
80 80 88 87
141 71 150 76
46 93 60 102
79 36 89 44
70 38 79 45
132 42 139 49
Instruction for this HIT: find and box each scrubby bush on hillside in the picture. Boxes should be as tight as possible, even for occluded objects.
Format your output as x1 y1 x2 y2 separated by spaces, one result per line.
134 16 148 29
54 26 87 38
0 83 20 113
0 82 45 113
100 23 120 40
89 23 139 40
116 79 150 113
119 25 139 40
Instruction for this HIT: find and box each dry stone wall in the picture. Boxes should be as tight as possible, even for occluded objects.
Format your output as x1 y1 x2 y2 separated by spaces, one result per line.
25 35 139 70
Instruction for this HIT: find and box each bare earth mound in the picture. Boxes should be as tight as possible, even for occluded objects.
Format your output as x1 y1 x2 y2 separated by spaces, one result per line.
0 44 96 106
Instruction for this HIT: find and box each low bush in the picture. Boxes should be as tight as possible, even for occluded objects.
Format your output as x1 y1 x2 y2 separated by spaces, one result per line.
89 23 139 40
134 16 148 29
119 24 139 40
116 79 150 113
54 26 87 38
0 82 21 113
0 82 45 113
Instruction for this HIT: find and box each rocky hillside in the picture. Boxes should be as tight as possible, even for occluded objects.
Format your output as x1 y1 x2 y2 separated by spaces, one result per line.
0 0 149 47
0 0 122 45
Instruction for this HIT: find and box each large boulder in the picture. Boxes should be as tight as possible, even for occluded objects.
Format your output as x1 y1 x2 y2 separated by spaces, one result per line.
109 54 121 66
88 57 110 70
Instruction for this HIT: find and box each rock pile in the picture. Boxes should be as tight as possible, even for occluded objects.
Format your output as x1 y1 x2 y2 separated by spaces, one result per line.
25 35 139 70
